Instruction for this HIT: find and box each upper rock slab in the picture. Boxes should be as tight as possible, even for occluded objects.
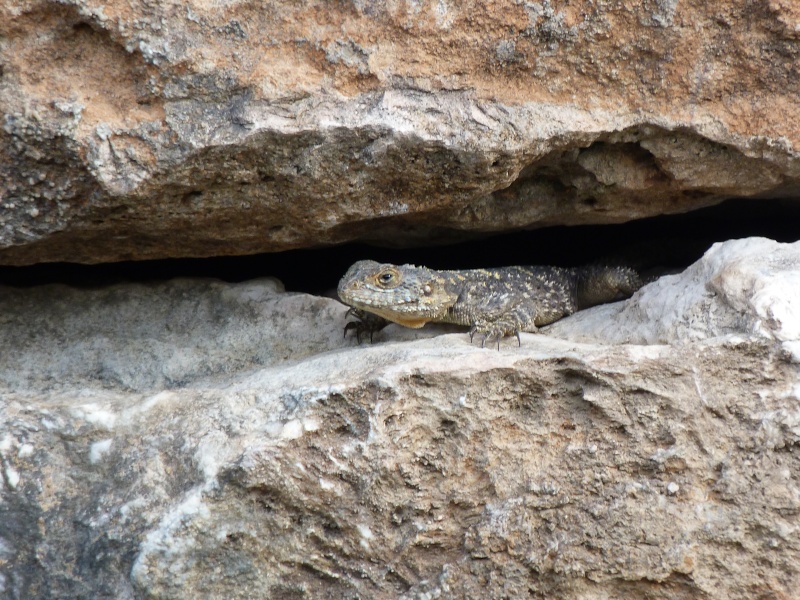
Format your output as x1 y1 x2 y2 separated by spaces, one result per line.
2 0 800 264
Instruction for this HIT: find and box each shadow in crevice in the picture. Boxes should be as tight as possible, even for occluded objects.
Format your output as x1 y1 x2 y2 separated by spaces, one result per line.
0 197 798 294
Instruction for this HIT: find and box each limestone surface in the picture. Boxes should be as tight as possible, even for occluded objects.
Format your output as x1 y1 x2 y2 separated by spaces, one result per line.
547 237 800 346
1 238 799 599
3 1 800 264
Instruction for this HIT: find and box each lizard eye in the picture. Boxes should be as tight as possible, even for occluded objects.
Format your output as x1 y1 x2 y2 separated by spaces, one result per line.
378 271 395 284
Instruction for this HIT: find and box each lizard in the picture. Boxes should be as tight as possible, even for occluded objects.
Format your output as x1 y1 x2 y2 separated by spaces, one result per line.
337 260 642 348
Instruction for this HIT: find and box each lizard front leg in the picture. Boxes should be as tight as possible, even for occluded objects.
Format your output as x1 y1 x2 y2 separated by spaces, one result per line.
467 306 537 349
344 308 390 343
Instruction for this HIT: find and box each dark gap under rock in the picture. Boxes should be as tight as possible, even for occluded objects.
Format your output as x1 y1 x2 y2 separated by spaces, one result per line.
0 197 798 294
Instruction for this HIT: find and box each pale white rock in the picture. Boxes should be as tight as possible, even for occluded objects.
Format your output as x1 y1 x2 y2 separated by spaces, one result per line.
89 439 114 464
0 277 346 394
546 238 800 345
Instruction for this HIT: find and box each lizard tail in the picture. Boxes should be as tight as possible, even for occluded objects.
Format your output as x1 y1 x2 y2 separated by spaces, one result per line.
575 265 642 309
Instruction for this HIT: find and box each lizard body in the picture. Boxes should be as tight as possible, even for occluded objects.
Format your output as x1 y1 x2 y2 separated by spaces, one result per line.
337 260 642 346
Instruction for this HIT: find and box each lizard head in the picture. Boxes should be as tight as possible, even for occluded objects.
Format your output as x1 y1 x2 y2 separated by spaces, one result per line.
337 260 453 328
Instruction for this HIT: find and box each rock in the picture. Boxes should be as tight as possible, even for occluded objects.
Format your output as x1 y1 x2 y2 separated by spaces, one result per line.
2 1 800 264
0 277 349 393
1 238 799 598
546 237 800 347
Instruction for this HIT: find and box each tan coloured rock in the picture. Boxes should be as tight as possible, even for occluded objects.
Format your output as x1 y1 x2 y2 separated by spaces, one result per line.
2 0 800 264
1 238 799 598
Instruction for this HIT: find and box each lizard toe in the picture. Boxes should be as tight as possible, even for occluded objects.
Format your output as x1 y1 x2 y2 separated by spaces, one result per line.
470 321 513 349
343 308 390 344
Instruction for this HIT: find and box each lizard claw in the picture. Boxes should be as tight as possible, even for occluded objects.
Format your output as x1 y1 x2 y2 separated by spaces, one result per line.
344 320 369 343
343 308 390 344
469 322 516 350
469 325 495 347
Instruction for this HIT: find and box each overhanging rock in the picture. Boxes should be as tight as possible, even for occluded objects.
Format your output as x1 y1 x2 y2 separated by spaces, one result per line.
2 1 800 264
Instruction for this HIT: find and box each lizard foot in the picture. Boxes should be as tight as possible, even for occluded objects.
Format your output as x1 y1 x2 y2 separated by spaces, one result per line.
343 308 390 344
468 323 523 350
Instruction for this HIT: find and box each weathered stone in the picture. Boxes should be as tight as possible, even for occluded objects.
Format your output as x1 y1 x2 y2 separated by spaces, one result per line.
547 237 800 347
2 1 800 264
1 238 799 598
0 277 347 393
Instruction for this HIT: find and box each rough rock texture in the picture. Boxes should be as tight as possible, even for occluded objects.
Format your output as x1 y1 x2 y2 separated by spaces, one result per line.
3 0 800 264
2 238 800 599
0 277 345 393
547 236 800 346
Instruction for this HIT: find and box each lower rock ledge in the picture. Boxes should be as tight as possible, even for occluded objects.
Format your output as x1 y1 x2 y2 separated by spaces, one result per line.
2 237 799 598
2 334 798 599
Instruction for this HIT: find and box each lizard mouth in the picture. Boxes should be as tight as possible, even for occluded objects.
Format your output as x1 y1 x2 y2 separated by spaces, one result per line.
366 307 429 328
339 287 432 328
343 290 420 310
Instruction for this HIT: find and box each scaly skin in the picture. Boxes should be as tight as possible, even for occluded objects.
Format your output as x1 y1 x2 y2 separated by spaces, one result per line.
338 260 642 347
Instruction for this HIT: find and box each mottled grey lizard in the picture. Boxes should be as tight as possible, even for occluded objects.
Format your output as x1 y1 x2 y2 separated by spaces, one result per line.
338 260 642 347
